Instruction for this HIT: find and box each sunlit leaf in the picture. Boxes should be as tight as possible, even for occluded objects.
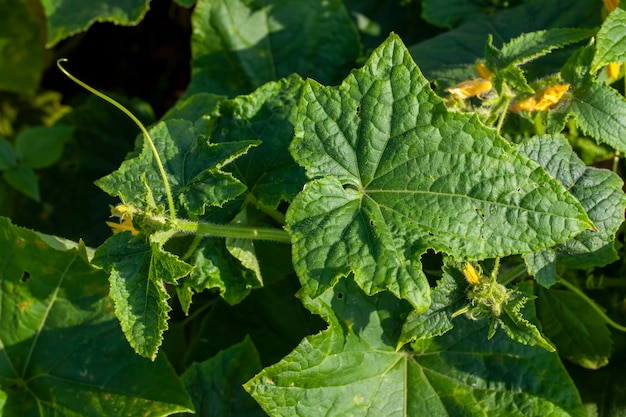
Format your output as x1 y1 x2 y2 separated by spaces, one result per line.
287 34 592 310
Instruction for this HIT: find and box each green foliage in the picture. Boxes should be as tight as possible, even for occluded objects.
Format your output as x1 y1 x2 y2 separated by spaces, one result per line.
178 336 264 417
0 218 193 416
0 0 46 94
549 44 626 152
0 126 72 201
592 7 626 73
187 0 360 97
288 35 590 312
5 1 626 416
40 0 151 46
245 276 584 417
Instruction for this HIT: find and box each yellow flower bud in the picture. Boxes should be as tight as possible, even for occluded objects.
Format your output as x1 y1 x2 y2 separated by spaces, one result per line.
607 62 621 82
463 263 481 286
475 63 493 80
604 0 619 12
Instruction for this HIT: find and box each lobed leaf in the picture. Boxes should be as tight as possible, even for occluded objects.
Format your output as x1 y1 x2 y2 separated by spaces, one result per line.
245 276 586 417
0 218 193 415
484 28 595 95
491 281 555 352
182 235 261 308
399 261 468 345
92 232 193 359
523 248 558 287
211 75 307 211
95 119 256 216
287 34 592 310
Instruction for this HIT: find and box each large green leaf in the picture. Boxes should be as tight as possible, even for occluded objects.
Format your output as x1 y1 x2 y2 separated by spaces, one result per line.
40 0 151 46
95 119 256 216
178 336 265 417
0 218 193 416
287 34 592 311
245 276 586 417
187 0 360 97
92 232 193 359
518 134 626 278
0 0 46 94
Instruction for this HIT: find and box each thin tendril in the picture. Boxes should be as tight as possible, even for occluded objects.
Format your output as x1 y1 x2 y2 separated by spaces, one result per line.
560 277 626 332
56 59 177 221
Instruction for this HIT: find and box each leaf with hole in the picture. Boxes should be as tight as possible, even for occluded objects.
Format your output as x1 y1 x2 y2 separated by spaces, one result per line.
287 34 592 311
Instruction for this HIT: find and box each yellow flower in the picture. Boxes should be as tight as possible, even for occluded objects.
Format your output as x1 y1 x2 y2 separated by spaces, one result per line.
446 79 493 100
446 63 494 100
510 84 569 112
106 204 139 235
463 263 481 286
106 217 139 235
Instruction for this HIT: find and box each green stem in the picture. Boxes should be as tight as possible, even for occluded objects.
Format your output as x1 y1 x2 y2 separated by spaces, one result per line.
245 193 286 225
181 234 204 261
533 113 546 135
586 276 626 289
56 59 177 221
495 96 511 134
560 277 626 332
498 263 527 285
173 218 292 243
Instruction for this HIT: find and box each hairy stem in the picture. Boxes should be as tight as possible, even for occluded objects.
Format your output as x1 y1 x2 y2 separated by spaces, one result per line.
56 59 177 221
173 218 292 243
